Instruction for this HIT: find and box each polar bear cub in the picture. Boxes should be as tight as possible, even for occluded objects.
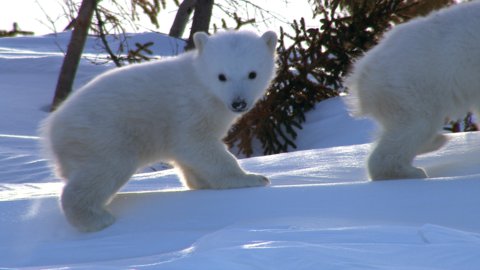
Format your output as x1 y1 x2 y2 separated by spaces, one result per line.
345 2 480 180
41 30 277 232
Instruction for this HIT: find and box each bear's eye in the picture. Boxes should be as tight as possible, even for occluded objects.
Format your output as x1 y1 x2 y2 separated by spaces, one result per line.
248 71 257 80
218 74 227 82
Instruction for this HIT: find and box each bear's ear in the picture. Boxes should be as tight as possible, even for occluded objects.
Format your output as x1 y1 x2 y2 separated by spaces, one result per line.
193 32 209 54
261 31 277 54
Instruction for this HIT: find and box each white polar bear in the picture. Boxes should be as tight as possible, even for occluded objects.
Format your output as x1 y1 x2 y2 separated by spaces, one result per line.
40 30 277 232
345 2 480 180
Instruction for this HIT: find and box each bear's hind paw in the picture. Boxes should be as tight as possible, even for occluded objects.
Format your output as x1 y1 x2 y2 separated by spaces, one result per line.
64 207 116 232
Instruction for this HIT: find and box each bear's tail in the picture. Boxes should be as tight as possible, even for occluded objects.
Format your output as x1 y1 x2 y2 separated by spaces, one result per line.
37 116 65 180
343 68 369 118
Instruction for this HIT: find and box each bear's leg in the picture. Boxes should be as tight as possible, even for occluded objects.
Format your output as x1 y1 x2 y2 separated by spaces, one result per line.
60 160 136 232
368 120 439 180
174 142 269 189
417 134 448 155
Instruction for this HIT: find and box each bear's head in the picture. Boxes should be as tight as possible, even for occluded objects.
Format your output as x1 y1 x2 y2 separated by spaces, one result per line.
192 30 277 114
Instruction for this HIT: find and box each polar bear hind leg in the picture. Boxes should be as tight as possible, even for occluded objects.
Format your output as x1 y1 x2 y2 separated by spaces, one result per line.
368 119 443 180
60 158 137 232
417 134 448 155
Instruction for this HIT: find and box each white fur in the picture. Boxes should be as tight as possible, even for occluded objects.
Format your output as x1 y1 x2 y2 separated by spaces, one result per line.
345 2 480 180
40 30 277 232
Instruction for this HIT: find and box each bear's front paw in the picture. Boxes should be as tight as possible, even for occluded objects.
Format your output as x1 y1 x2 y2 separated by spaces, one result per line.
246 173 270 187
191 173 270 189
405 166 428 179
219 173 270 189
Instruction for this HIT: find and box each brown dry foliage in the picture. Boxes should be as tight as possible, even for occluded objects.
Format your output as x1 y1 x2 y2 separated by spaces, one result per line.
224 0 453 157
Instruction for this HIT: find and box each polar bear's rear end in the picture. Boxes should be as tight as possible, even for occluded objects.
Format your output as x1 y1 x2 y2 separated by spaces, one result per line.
41 30 277 232
345 2 480 180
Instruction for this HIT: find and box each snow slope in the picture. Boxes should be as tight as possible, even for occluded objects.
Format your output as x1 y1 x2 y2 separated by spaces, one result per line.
1 32 480 269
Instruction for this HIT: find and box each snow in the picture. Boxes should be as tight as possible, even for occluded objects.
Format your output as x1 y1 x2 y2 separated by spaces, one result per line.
1 32 480 269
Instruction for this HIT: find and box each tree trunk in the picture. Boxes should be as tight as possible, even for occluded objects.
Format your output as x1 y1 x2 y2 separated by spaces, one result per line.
50 0 97 111
185 0 214 50
169 0 197 38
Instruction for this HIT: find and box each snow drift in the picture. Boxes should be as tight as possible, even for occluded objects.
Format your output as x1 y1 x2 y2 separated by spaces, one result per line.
0 31 479 269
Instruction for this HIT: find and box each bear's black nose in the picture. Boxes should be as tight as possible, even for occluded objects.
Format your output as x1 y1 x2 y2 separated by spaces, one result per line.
231 99 247 112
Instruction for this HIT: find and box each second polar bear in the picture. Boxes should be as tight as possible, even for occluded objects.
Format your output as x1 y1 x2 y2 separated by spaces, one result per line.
41 30 277 232
346 2 480 180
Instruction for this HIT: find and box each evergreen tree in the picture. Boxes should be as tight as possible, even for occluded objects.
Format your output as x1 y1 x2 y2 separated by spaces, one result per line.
225 0 452 157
